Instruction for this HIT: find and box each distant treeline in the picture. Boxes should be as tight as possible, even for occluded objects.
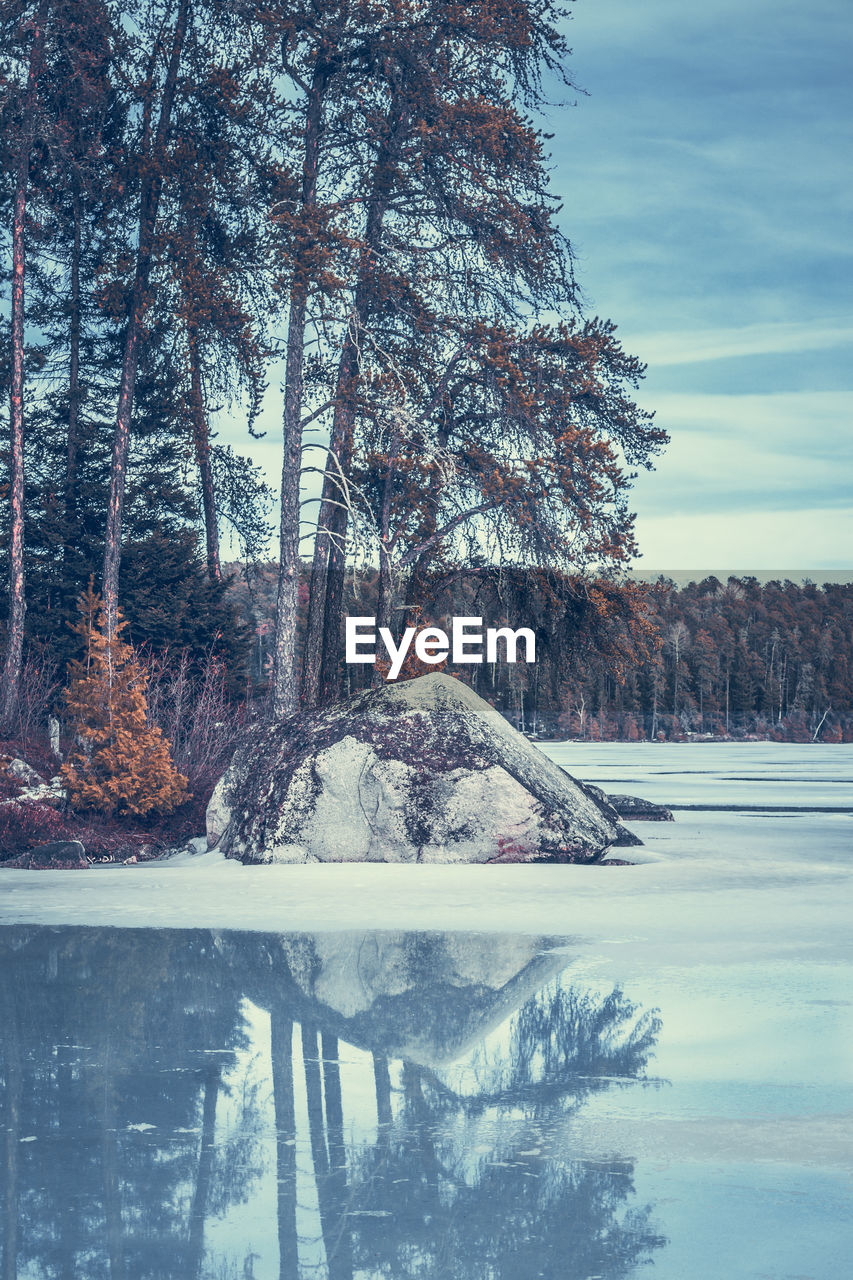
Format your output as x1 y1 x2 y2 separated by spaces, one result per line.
548 575 852 743
226 568 853 743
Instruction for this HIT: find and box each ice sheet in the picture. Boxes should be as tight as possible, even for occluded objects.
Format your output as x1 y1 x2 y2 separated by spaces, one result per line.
540 740 853 809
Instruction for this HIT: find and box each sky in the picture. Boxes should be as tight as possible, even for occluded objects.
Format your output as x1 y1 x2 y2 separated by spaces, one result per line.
547 0 853 568
221 0 853 571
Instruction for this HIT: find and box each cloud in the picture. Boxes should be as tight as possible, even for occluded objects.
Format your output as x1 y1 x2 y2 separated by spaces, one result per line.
548 0 853 342
629 391 853 535
646 389 853 444
634 322 853 368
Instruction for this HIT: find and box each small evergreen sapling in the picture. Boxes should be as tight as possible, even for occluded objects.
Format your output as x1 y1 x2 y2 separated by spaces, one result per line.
61 584 188 816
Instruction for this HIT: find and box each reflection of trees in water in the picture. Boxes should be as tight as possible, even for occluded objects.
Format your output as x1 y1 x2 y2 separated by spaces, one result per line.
0 927 665 1280
428 983 662 1114
339 985 663 1280
350 1118 661 1280
254 935 664 1280
0 928 260 1280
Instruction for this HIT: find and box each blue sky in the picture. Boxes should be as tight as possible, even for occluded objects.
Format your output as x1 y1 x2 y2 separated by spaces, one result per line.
226 0 852 570
547 0 853 567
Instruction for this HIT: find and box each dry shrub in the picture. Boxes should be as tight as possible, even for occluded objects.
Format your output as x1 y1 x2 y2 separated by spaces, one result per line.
141 649 245 796
0 802 74 860
0 652 61 761
0 769 23 803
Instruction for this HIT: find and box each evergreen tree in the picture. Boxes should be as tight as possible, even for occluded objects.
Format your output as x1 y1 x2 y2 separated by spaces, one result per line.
61 583 188 815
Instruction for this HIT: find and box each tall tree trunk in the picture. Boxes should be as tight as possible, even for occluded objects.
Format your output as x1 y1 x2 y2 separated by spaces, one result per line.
186 320 220 582
271 61 329 717
371 418 407 684
302 342 358 707
65 184 82 550
302 96 409 708
375 548 394 638
1 3 48 735
101 0 190 639
271 1010 298 1280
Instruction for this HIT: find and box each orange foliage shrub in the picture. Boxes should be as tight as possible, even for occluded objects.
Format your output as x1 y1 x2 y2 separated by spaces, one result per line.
61 585 188 817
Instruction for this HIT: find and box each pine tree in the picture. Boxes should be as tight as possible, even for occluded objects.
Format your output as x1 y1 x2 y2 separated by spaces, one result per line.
61 583 188 816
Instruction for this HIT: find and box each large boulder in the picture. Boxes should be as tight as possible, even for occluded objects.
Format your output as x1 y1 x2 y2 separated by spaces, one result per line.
216 674 626 864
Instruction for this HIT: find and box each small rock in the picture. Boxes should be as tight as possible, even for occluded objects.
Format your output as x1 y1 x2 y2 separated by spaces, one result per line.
572 781 643 846
205 775 232 849
2 757 45 788
6 840 87 870
607 794 674 822
19 777 67 808
187 836 208 856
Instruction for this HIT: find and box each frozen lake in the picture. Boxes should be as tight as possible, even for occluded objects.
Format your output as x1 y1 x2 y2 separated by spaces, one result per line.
1 743 851 1277
541 738 853 811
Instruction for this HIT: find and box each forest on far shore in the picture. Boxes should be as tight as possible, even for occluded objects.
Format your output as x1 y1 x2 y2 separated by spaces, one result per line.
228 567 853 744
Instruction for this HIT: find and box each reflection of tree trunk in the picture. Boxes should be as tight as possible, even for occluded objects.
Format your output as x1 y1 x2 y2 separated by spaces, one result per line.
320 1035 354 1280
101 1045 126 1280
57 1049 77 1278
302 1026 353 1280
271 1011 298 1280
187 1063 220 1277
321 1034 344 1152
302 1024 328 1178
1 985 21 1280
373 1054 392 1130
402 1061 422 1111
